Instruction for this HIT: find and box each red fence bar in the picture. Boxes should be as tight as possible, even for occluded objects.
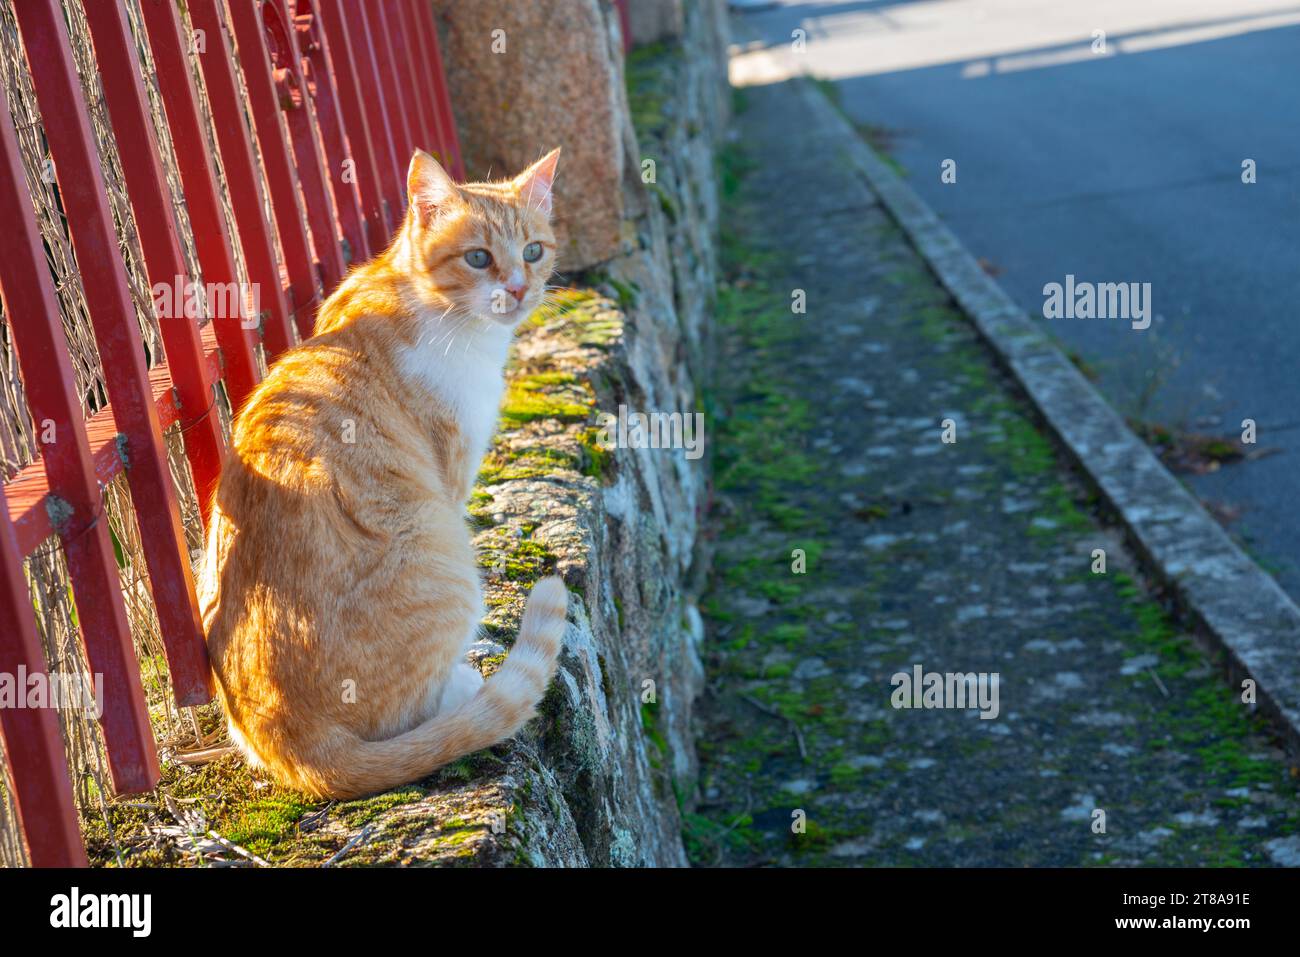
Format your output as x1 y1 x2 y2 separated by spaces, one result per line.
405 0 442 158
0 482 86 867
393 1 436 155
291 0 369 265
4 345 222 558
81 0 226 528
136 0 280 387
372 4 417 177
613 0 633 54
0 63 160 792
14 0 211 711
340 2 404 217
176 1 297 361
248 0 346 292
317 0 392 249
204 0 320 340
414 0 465 181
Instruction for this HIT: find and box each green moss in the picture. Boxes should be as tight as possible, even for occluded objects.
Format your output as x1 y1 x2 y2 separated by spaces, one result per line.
479 444 582 485
764 623 808 647
711 274 827 537
1104 570 1300 811
220 797 312 855
758 580 803 603
467 489 496 527
335 787 423 828
653 183 678 222
532 287 625 349
477 534 558 584
625 41 677 139
682 810 758 864
791 818 848 853
829 762 862 786
425 750 507 788
577 426 615 480
641 700 669 763
519 371 577 387
531 287 599 325
83 755 321 866
987 413 1055 479
499 373 592 426
606 276 640 311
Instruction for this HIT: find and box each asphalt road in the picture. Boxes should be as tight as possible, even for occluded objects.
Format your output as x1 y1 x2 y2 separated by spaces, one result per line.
732 0 1300 597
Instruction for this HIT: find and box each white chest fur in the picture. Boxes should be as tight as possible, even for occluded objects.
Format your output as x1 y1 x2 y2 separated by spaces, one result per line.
398 318 514 493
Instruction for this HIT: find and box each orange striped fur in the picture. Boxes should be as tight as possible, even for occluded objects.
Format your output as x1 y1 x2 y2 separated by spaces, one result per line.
198 150 567 799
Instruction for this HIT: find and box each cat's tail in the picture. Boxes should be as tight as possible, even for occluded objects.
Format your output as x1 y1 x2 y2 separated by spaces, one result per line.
321 576 568 799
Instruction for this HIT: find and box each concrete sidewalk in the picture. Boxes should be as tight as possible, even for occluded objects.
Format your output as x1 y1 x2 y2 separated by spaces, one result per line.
689 78 1300 866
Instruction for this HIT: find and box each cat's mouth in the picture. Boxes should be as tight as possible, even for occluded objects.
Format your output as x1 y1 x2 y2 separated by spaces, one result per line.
484 290 534 325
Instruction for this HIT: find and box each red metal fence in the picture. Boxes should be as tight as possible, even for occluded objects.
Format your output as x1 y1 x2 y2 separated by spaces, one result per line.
613 0 632 54
0 0 461 868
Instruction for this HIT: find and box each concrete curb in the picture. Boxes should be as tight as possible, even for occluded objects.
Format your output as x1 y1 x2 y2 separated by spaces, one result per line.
791 77 1300 760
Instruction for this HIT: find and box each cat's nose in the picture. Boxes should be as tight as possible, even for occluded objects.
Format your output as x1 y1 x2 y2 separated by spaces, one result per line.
504 272 528 301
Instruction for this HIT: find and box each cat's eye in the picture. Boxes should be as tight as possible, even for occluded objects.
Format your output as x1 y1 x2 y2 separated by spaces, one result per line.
464 248 492 269
522 242 544 263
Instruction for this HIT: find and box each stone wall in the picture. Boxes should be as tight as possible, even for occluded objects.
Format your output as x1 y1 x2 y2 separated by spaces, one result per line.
628 0 684 45
431 0 630 270
320 0 731 866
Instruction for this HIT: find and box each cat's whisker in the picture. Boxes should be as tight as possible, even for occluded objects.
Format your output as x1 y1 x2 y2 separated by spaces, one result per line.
427 317 464 354
427 309 477 357
416 303 462 350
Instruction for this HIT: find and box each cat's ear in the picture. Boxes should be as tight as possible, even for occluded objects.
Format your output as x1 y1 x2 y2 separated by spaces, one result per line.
513 148 561 217
407 150 457 226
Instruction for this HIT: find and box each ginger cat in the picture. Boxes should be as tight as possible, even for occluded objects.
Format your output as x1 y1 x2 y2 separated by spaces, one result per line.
198 149 567 799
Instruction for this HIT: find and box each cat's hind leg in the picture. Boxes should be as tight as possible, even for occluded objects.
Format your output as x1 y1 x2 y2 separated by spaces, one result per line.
437 662 484 714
